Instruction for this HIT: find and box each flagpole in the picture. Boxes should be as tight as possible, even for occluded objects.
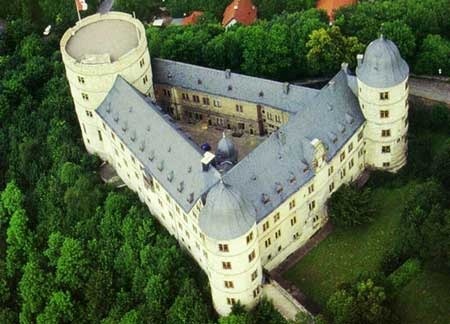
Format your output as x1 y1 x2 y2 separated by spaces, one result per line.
75 0 81 22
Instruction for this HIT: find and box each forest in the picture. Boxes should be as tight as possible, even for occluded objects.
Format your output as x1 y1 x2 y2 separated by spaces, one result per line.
1 0 449 323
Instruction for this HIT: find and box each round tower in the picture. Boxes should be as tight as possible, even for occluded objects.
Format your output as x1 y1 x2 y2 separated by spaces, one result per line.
60 12 154 159
199 181 262 315
356 35 409 172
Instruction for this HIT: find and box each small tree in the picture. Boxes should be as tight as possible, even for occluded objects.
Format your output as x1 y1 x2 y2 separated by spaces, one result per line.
328 184 375 228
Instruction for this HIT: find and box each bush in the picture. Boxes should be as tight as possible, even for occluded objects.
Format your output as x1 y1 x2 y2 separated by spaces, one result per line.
387 259 422 290
328 184 375 228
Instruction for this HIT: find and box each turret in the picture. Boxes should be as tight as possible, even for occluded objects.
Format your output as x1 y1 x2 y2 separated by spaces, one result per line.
356 35 409 172
199 181 262 315
60 12 154 160
216 133 238 173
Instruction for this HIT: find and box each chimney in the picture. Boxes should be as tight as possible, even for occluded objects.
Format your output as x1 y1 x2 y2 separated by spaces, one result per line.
341 62 348 72
357 54 364 68
283 82 290 94
328 80 335 91
201 151 215 172
225 69 231 79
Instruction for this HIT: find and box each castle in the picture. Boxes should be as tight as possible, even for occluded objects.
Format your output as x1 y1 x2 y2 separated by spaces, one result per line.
60 12 409 315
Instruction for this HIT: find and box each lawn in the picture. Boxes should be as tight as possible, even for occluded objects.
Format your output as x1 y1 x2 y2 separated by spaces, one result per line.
283 185 409 307
283 183 450 323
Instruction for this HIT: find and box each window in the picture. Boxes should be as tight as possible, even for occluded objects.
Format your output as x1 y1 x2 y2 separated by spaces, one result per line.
329 182 335 192
289 199 296 210
290 217 297 226
348 142 353 152
82 93 89 101
264 238 271 248
219 244 229 252
246 232 253 244
248 250 256 262
85 110 93 117
308 184 314 194
227 298 236 305
383 162 390 167
340 151 346 162
381 129 391 137
182 93 189 101
96 130 102 142
120 143 124 151
263 221 269 231
273 213 280 223
405 82 408 90
139 58 145 68
224 281 234 288
82 123 87 134
340 168 346 179
328 166 334 176
358 131 363 142
200 233 205 241
253 287 260 298
380 110 389 118
78 76 85 84
185 231 190 239
213 100 221 107
222 262 232 269
358 148 364 157
382 145 391 153
143 75 148 84
380 92 389 100
235 104 243 113
309 201 316 211
193 95 200 103
349 158 354 169
251 270 258 281
183 214 188 223
202 97 210 105
275 229 281 239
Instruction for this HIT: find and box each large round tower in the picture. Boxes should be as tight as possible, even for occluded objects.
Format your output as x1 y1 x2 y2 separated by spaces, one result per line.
60 12 154 159
199 181 262 315
356 35 409 172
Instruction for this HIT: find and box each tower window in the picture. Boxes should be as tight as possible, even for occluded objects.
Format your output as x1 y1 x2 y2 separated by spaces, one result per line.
253 287 260 298
309 201 316 211
264 238 271 248
143 75 148 84
380 92 389 100
308 184 314 194
328 166 334 176
382 146 391 153
78 76 85 84
275 229 281 239
380 110 389 118
246 232 253 244
349 158 354 169
329 182 335 192
273 212 280 222
219 244 229 252
348 142 353 152
224 281 234 288
139 58 145 68
226 297 236 305
97 131 103 142
381 129 391 137
358 131 363 142
290 217 297 226
262 221 269 231
383 162 390 167
340 151 346 162
289 199 296 210
82 93 89 101
251 270 258 281
222 261 232 269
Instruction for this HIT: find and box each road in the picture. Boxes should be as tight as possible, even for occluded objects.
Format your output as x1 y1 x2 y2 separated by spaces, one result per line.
409 77 450 106
98 0 114 14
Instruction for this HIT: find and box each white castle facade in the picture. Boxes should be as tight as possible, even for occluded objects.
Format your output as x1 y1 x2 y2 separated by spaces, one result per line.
60 12 409 315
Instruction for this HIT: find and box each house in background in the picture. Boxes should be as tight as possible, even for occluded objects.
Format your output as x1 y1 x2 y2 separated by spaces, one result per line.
222 0 258 28
316 0 357 22
153 11 204 27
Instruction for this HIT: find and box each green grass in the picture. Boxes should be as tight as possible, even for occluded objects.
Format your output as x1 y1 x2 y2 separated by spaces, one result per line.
394 269 450 324
283 185 409 307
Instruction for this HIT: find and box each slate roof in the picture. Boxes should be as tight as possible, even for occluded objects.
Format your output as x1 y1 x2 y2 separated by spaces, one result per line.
222 70 365 221
199 181 256 240
356 36 409 88
96 76 221 212
152 58 319 114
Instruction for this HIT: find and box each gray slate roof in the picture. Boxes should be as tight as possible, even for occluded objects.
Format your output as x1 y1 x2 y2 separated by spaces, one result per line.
96 76 221 212
222 70 365 222
152 58 319 113
199 181 256 240
356 36 409 88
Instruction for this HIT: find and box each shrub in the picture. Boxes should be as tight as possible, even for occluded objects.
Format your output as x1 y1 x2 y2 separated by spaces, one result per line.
328 184 375 228
387 258 422 290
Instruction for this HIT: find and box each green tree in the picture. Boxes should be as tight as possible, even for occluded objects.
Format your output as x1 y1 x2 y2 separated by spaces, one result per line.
432 139 450 189
6 208 31 277
415 34 450 76
1 181 24 215
326 278 393 324
55 237 89 290
382 20 416 60
306 26 364 76
36 291 74 324
328 184 375 228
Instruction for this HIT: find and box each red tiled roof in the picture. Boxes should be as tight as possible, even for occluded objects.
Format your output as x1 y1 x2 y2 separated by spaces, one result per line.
182 11 204 26
316 0 357 21
222 0 257 27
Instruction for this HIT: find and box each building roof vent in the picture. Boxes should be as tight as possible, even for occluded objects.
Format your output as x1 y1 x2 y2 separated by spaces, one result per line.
139 141 145 152
130 130 136 142
197 79 202 85
338 123 346 133
106 102 111 113
128 106 133 113
261 193 270 204
177 181 184 193
167 170 174 182
345 113 354 124
148 150 155 161
187 165 192 173
328 131 338 143
275 182 283 194
157 160 164 171
121 121 128 132
289 173 296 184
187 192 194 203
201 151 215 172
228 85 233 91
113 113 119 122
225 69 231 79
259 91 264 97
